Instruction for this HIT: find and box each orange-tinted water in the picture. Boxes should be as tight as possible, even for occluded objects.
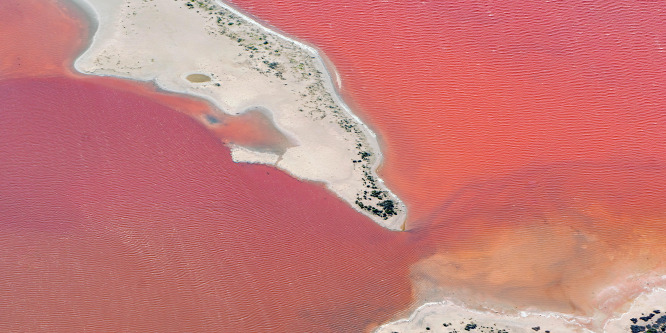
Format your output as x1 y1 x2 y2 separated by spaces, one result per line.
409 160 666 314
0 0 86 78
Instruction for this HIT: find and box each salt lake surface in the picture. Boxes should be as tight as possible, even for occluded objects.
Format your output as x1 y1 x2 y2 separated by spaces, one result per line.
2 0 666 331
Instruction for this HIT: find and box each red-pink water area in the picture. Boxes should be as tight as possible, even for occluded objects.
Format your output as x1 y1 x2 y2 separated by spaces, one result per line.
0 76 415 332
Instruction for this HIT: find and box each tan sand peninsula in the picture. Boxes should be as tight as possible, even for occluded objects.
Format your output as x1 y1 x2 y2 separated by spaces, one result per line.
70 0 406 230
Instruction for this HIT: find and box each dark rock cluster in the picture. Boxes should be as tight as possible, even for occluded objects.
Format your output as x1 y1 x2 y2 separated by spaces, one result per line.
389 319 554 333
629 309 666 333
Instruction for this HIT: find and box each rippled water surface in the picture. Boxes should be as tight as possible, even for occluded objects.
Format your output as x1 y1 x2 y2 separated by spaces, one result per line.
2 0 666 331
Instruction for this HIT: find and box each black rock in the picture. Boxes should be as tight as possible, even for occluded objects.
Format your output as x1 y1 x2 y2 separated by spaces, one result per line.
655 315 666 324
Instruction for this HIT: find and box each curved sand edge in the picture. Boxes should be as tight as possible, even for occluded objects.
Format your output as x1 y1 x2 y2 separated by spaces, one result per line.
375 301 594 333
68 0 407 230
603 288 666 332
377 282 666 333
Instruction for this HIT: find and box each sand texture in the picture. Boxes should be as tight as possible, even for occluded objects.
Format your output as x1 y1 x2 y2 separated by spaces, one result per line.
603 288 666 332
378 284 666 333
376 301 595 333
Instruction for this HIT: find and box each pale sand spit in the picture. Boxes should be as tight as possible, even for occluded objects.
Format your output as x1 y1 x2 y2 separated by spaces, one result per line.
69 0 406 229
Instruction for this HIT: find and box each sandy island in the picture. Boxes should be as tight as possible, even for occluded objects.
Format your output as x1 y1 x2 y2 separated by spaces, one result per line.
69 0 406 230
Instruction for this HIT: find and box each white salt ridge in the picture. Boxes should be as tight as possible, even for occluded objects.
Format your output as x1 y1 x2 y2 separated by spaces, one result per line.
376 300 594 333
379 284 666 333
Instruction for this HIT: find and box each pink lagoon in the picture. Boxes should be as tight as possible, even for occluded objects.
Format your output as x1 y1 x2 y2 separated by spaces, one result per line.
2 0 666 332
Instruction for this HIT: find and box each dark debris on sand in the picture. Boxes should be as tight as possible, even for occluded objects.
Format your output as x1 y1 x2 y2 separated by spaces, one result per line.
389 318 556 333
629 309 666 333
